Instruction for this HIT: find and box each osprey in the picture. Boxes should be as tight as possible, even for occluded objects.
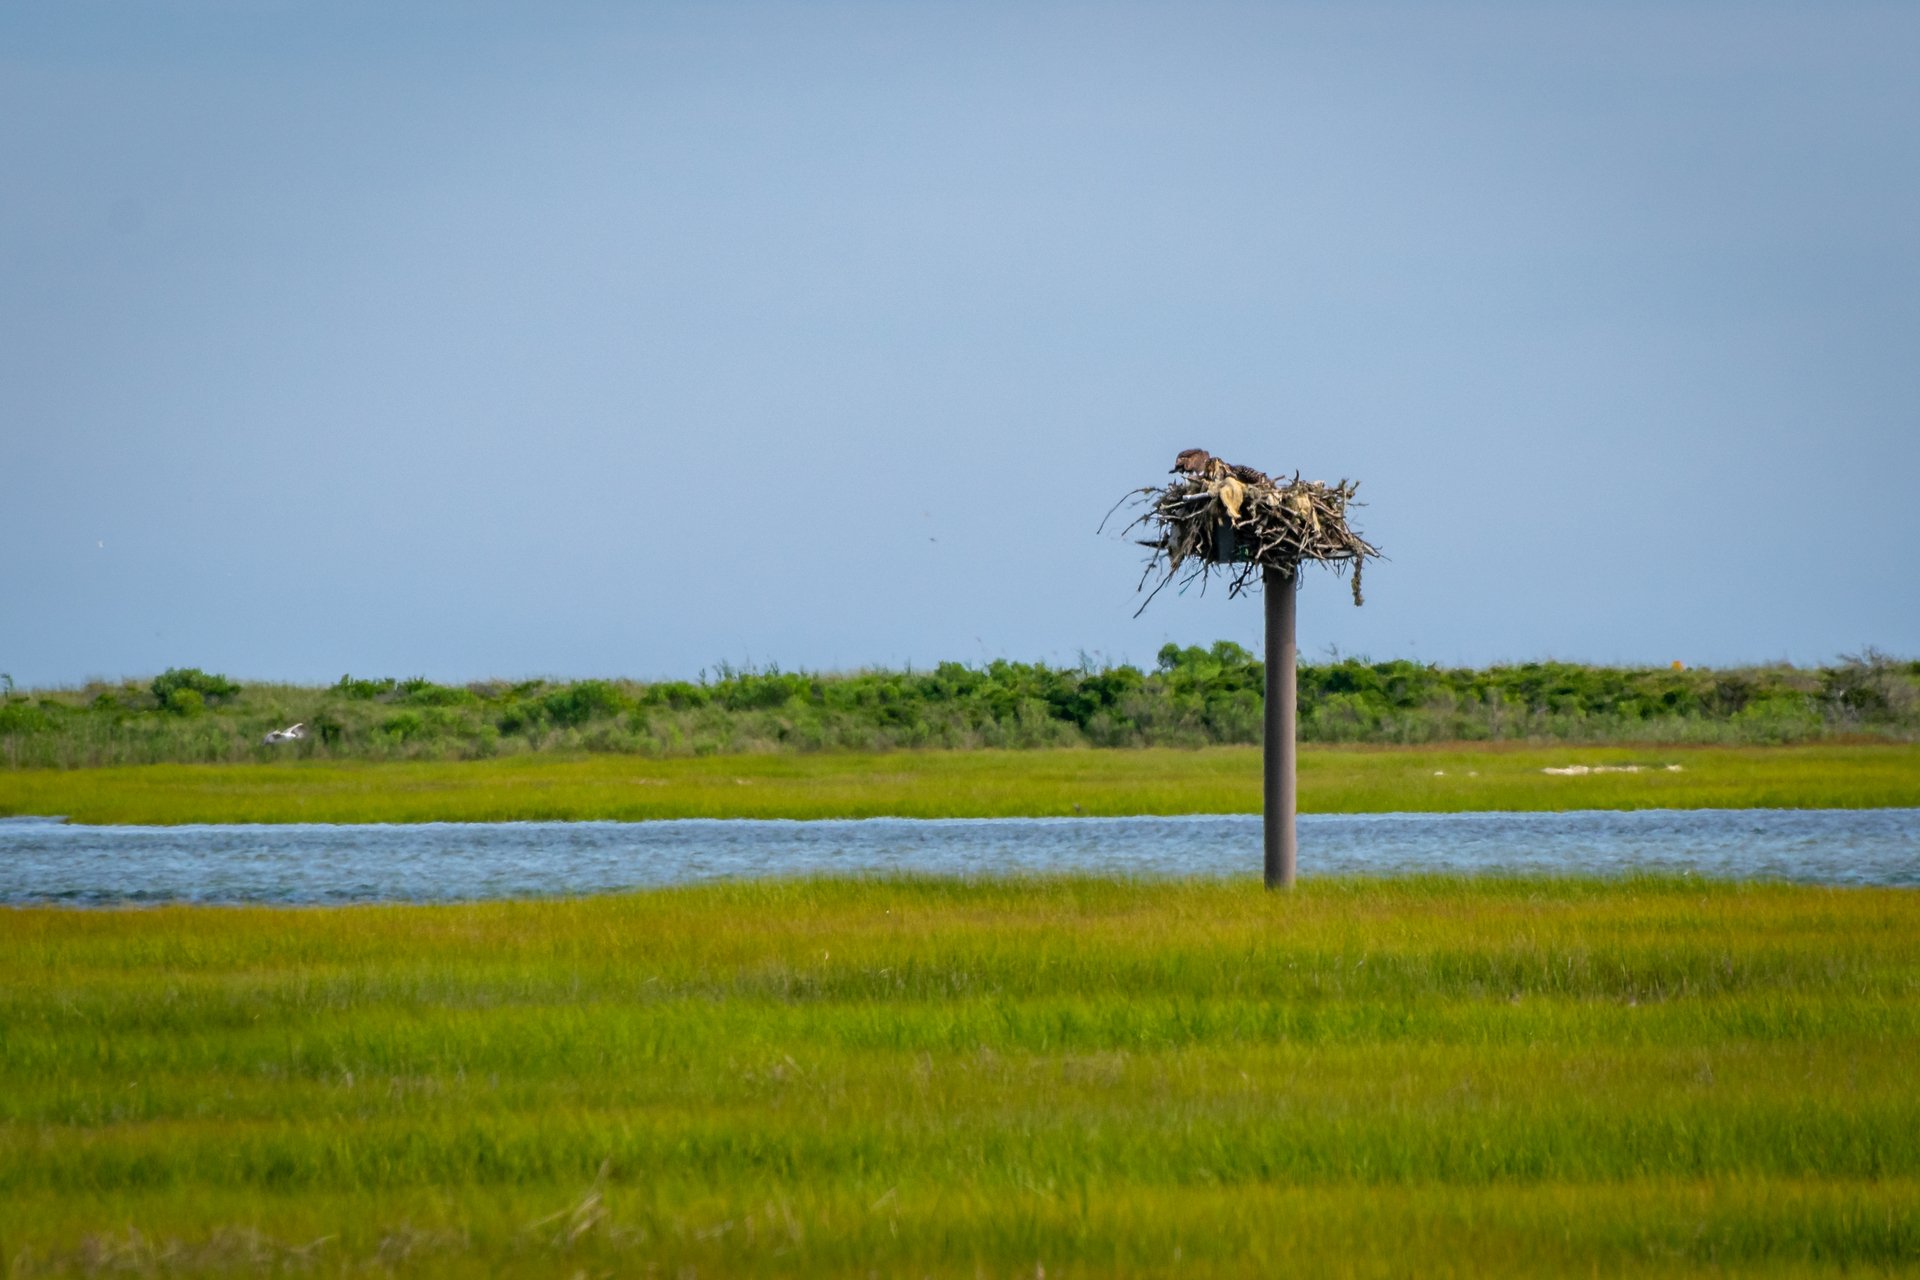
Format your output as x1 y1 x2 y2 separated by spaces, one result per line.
1172 448 1212 475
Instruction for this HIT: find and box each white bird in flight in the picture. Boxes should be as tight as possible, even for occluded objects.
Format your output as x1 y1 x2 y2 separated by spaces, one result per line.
262 723 307 745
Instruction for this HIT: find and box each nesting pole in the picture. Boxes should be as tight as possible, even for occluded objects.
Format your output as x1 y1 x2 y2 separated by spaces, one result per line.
1114 450 1380 889
1263 565 1297 888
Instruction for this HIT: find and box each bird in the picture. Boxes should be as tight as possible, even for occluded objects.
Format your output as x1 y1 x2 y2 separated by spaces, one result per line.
263 723 307 745
1172 448 1213 475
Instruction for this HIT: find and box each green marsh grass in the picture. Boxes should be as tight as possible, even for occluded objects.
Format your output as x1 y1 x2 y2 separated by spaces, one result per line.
2 876 1917 1275
3 742 1916 825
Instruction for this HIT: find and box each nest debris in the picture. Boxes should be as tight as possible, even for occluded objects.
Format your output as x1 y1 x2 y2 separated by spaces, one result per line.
1110 449 1382 615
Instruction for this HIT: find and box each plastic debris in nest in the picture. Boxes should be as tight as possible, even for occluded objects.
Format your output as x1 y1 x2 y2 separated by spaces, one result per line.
1108 448 1382 615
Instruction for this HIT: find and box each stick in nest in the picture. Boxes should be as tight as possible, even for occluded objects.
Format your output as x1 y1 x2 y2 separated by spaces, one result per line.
1103 448 1382 615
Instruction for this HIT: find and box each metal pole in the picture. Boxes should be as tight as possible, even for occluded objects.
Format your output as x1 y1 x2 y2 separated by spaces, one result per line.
1263 565 1297 889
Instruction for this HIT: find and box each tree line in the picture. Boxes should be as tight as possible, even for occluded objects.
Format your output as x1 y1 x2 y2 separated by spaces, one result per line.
2 645 1915 767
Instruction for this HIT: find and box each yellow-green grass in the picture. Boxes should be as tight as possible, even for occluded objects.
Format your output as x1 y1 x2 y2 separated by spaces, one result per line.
4 743 1918 825
1 877 1916 1276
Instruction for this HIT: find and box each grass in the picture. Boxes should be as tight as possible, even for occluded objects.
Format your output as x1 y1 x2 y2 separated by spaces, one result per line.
2 742 1917 825
1 875 1916 1275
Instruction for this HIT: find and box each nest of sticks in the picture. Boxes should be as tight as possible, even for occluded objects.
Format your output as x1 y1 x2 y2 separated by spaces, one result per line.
1112 449 1381 614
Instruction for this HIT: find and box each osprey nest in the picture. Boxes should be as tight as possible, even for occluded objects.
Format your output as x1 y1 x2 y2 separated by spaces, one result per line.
1115 449 1382 614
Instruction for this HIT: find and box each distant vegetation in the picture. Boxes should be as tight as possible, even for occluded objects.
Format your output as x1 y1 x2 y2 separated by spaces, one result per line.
1 647 1916 768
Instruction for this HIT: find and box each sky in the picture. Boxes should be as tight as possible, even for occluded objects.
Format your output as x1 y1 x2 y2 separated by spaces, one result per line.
3 1 1916 687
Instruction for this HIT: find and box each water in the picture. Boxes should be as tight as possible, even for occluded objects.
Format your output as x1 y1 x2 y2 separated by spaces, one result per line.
2 808 1915 905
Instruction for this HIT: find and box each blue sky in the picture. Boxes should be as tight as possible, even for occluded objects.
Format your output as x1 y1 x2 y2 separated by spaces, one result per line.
4 1 1915 686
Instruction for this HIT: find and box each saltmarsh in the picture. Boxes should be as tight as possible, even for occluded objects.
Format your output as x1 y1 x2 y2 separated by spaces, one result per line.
4 742 1918 825
2 876 1916 1276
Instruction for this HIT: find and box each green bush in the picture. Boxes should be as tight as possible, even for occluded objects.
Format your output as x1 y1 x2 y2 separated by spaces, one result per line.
335 675 396 700
152 667 239 711
640 681 711 711
496 702 545 736
0 703 53 734
400 681 477 707
1735 696 1824 743
542 680 626 727
379 711 427 742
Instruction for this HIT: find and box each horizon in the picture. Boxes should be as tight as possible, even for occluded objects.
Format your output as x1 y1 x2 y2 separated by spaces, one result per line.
9 645 1911 695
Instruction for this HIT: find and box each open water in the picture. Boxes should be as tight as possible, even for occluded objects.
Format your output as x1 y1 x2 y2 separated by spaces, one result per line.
2 808 1915 905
